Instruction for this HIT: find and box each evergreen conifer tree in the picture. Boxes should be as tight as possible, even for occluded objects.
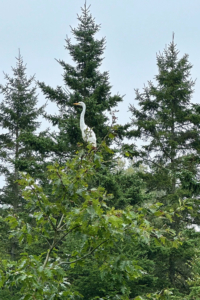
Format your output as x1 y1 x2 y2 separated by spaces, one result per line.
127 39 200 293
0 52 44 207
0 52 44 264
38 3 122 159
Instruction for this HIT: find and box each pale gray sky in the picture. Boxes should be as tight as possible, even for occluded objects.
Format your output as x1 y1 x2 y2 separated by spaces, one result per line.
0 0 200 126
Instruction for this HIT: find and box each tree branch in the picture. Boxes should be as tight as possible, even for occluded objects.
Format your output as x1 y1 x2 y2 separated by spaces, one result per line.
59 239 108 265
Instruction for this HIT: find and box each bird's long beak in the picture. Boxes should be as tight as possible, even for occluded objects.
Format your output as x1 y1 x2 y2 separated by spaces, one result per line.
73 103 80 105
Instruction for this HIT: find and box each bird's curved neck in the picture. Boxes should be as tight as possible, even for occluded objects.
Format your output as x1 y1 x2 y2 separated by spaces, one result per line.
80 103 86 129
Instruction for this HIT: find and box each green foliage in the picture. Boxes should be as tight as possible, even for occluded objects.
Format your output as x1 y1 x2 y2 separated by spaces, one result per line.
0 51 45 299
0 4 200 300
1 147 182 299
127 39 200 294
38 3 123 159
0 51 44 207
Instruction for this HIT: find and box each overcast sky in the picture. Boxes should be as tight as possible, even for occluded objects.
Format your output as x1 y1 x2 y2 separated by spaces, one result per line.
0 0 200 127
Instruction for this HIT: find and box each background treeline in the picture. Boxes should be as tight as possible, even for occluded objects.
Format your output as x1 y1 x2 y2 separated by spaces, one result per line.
1 4 200 300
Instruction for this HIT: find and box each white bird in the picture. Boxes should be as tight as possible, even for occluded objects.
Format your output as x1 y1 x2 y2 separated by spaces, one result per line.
73 102 97 147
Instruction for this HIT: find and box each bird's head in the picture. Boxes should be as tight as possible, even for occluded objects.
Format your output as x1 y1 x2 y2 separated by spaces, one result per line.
73 102 84 107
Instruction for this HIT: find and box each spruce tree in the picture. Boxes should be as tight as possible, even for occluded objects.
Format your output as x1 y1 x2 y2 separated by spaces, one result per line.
127 39 200 293
0 52 44 265
38 3 122 158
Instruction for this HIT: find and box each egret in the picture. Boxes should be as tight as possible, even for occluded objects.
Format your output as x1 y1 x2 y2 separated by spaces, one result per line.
73 102 97 147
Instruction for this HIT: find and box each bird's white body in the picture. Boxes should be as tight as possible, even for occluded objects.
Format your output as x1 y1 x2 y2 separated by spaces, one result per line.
74 102 96 147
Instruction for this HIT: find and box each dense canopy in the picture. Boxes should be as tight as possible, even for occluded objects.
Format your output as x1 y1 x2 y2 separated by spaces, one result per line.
0 4 200 300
